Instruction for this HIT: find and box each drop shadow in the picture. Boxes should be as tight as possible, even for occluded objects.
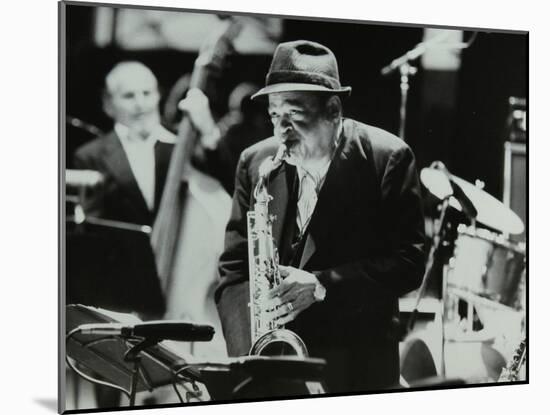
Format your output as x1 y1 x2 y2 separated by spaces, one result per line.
34 398 57 413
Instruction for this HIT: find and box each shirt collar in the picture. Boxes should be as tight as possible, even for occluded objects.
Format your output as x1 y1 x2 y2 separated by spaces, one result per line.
114 122 176 146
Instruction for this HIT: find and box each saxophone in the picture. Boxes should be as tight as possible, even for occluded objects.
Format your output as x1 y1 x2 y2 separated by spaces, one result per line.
499 338 526 382
247 144 308 357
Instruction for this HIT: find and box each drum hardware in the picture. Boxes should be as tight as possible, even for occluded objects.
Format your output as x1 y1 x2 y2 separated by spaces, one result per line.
446 267 524 374
444 287 523 342
408 161 478 334
413 162 526 383
407 196 451 334
448 224 525 310
408 161 480 376
420 165 524 235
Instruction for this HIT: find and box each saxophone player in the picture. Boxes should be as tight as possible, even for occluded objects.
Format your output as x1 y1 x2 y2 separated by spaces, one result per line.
216 40 426 393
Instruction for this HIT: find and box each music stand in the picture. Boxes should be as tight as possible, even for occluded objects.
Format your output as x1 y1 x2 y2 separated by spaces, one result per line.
195 356 327 400
66 217 165 318
65 305 206 406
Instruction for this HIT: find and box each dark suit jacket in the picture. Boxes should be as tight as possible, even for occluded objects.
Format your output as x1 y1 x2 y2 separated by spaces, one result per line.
216 118 425 393
70 129 174 318
73 129 173 226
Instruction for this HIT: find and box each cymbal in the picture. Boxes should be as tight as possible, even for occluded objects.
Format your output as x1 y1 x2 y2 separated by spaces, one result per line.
420 168 524 235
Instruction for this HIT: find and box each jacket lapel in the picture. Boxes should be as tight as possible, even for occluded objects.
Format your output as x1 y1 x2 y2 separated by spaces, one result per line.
154 141 173 212
267 162 296 248
101 132 151 217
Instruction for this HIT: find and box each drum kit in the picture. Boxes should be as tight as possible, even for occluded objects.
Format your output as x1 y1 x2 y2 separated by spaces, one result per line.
405 161 526 385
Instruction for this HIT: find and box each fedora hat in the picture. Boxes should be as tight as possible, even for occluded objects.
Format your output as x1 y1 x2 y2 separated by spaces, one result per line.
251 40 351 99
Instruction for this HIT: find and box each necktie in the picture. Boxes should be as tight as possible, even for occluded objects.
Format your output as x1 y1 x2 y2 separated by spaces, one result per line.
296 171 318 234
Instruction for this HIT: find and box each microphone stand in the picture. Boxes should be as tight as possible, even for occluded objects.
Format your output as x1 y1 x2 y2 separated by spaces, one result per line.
406 162 479 375
381 32 454 141
407 196 451 333
124 338 160 406
406 196 455 377
398 63 418 140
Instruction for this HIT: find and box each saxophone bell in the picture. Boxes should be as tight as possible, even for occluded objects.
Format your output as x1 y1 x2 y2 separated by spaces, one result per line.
250 329 308 357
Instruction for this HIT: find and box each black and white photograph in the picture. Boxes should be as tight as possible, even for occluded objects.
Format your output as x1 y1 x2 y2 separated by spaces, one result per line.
57 1 530 413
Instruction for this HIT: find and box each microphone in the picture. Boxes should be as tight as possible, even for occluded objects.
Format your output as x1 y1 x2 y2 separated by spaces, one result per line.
381 42 428 76
431 161 477 219
381 38 468 76
77 321 215 342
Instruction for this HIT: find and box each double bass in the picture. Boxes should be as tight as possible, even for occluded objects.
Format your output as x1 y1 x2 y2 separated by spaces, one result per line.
151 18 242 358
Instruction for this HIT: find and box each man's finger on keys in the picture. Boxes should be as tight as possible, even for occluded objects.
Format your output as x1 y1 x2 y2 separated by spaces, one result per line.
268 303 288 319
276 311 296 326
268 283 284 299
265 296 282 309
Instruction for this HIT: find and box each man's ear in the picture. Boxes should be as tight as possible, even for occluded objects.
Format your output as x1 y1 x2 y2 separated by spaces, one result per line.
102 91 113 118
325 95 342 121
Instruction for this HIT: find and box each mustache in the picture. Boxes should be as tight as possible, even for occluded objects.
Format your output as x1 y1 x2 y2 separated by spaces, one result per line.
277 129 299 142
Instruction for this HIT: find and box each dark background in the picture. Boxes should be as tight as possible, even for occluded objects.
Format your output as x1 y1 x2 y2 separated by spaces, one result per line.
64 4 527 200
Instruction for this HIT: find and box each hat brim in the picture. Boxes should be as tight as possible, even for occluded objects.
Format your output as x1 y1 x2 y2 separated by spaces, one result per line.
251 83 352 100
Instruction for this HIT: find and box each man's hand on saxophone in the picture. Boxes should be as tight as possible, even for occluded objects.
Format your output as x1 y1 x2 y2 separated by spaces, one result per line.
266 265 326 325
